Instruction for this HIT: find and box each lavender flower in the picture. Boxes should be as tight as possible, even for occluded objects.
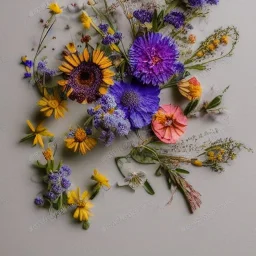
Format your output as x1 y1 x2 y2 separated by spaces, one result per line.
37 60 57 77
24 72 32 78
34 196 44 206
60 165 72 177
164 11 185 29
133 9 153 23
99 23 109 33
99 130 115 147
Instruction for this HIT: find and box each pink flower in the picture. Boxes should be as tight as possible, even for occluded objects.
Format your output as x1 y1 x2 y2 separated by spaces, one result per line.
152 104 187 144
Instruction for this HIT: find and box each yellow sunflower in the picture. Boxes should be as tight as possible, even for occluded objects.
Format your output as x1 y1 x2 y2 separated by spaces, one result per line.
25 120 54 148
67 187 93 222
38 89 67 119
58 43 115 104
65 127 97 155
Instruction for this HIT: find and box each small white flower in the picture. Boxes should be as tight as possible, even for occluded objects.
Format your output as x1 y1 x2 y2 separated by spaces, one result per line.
118 171 146 190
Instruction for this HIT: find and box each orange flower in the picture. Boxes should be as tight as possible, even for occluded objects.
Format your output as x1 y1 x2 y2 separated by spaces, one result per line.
177 76 202 101
152 105 187 144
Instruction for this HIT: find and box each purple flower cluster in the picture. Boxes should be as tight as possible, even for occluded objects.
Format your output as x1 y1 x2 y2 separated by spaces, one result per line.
37 60 58 77
133 9 153 24
99 23 123 46
129 32 184 86
34 165 72 206
188 0 219 7
88 94 131 146
22 59 33 79
164 11 185 29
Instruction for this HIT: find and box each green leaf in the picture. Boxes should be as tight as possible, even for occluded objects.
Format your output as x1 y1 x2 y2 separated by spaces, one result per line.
175 168 190 174
143 180 155 195
186 64 206 70
206 95 222 110
131 148 158 164
184 99 199 116
155 166 162 176
35 161 47 169
19 134 35 143
152 9 158 32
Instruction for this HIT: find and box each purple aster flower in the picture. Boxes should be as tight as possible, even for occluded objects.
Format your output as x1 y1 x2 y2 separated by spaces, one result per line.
99 23 109 33
133 9 153 24
164 11 185 29
129 32 183 86
99 130 115 146
34 196 44 206
24 72 32 78
109 81 160 129
25 60 33 68
60 165 72 177
61 177 71 189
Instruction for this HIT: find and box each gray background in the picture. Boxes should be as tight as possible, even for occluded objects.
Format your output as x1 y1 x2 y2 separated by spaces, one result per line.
0 0 255 255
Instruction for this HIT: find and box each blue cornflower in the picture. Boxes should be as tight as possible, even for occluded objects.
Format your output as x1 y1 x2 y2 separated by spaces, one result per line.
129 32 183 86
34 196 44 206
24 72 32 78
164 11 185 29
109 81 160 129
133 9 153 24
99 23 109 33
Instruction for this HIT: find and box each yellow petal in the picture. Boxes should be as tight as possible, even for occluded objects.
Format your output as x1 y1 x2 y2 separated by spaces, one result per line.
79 53 84 62
64 55 79 67
59 66 71 73
103 77 114 85
99 87 108 95
38 99 48 107
71 54 81 65
67 88 73 97
61 62 74 71
110 44 120 53
83 48 90 62
66 43 77 54
73 208 80 219
26 120 35 132
33 135 38 145
92 49 101 63
94 51 104 65
37 135 44 148
81 190 89 201
58 80 68 87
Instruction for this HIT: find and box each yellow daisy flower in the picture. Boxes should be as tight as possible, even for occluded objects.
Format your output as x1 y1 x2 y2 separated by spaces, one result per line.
92 169 111 188
38 89 67 119
80 11 92 29
65 128 97 155
26 120 54 148
58 43 115 103
48 2 62 14
67 187 93 222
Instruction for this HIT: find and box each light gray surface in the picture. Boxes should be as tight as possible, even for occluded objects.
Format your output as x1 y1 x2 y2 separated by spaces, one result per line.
0 0 255 255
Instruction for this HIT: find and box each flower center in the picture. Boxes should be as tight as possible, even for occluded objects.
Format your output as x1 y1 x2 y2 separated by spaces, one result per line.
74 128 87 142
48 100 59 109
121 90 140 108
151 55 162 65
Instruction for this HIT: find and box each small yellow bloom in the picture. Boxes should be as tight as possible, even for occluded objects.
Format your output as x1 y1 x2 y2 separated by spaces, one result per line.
207 43 215 51
87 0 95 5
107 27 115 35
92 169 111 188
221 35 229 45
38 89 68 119
81 11 92 29
207 151 215 157
26 120 54 148
178 76 202 101
43 148 54 161
65 127 97 155
48 2 62 14
127 13 133 19
192 159 203 167
196 51 204 58
213 39 220 47
67 187 93 222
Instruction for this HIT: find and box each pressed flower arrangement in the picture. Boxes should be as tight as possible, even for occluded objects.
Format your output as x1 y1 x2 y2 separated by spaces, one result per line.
20 0 252 230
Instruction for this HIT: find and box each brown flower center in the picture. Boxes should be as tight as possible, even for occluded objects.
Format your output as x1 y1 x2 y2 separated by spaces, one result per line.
152 56 162 65
74 128 87 142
